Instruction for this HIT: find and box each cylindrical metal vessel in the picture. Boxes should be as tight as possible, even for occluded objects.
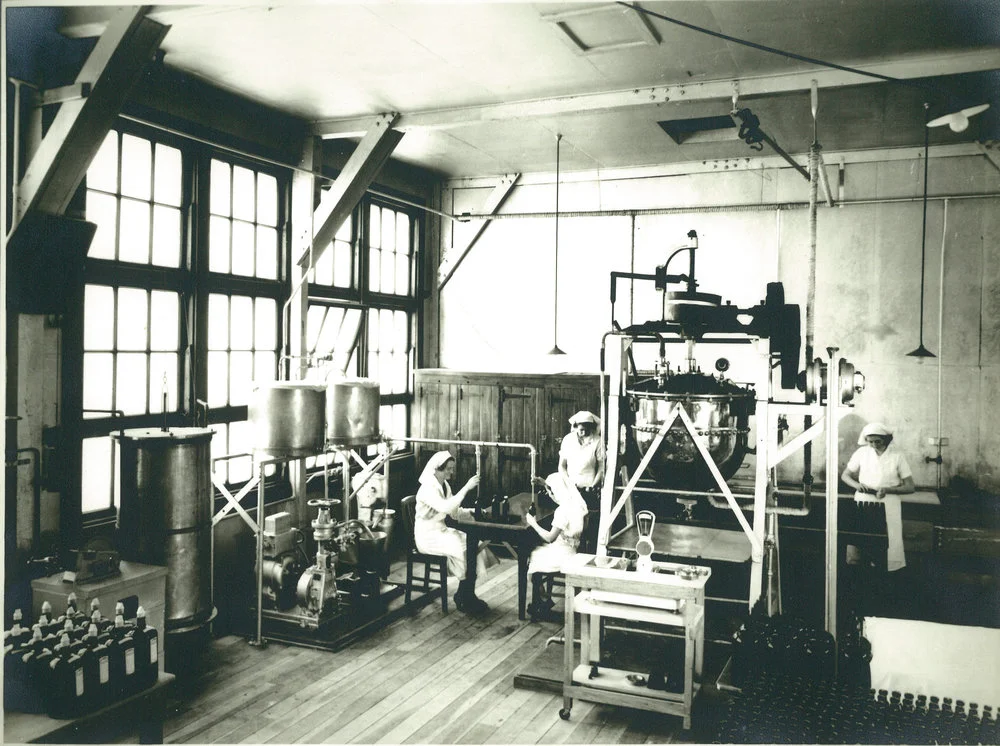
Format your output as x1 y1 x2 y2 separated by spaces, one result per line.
113 427 215 632
325 378 380 446
628 373 754 490
250 382 326 454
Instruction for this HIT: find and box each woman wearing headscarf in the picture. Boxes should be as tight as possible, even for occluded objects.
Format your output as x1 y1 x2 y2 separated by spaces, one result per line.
525 472 589 619
841 422 914 572
415 450 489 613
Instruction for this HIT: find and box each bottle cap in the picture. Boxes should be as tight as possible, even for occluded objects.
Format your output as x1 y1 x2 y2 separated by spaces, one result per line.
60 633 70 645
41 601 52 614
31 627 43 640
91 609 101 622
63 620 74 632
114 615 125 628
67 592 77 605
13 609 22 621
87 623 98 637
115 602 125 615
136 606 146 618
90 598 100 611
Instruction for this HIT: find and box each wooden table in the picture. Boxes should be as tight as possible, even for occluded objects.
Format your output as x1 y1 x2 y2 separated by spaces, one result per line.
560 554 710 730
446 492 541 619
3 672 175 744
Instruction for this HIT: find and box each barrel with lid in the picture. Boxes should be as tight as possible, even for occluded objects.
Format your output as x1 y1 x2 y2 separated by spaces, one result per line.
325 378 380 446
113 427 215 632
249 381 326 454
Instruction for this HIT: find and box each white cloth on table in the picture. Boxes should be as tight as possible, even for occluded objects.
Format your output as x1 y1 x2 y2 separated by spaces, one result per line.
846 444 912 571
414 460 485 581
560 432 604 490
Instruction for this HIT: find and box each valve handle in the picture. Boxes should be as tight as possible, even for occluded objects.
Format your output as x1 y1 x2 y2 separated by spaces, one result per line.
307 498 342 508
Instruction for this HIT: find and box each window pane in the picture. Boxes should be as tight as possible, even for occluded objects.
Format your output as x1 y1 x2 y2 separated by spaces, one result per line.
254 351 276 384
209 216 231 274
306 306 327 353
396 213 410 256
312 243 334 286
230 296 253 350
369 248 381 292
333 240 352 288
86 191 117 259
84 285 114 350
381 208 395 252
367 351 379 383
257 173 277 226
88 132 118 193
153 143 182 207
228 421 253 483
152 205 181 268
83 353 113 415
210 160 231 216
254 298 276 349
229 351 254 406
208 294 229 350
119 198 151 264
232 166 255 222
150 291 179 351
231 220 254 276
209 423 228 482
116 287 148 351
207 350 229 406
395 253 410 295
380 246 394 292
370 205 381 248
115 353 148 415
335 218 351 243
120 134 151 200
255 225 277 280
82 437 114 513
394 310 409 349
149 353 178 413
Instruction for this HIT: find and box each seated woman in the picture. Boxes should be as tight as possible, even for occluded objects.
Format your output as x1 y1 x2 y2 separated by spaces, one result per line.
524 472 588 620
414 450 489 614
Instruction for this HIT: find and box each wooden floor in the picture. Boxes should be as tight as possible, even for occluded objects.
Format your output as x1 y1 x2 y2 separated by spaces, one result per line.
116 560 720 744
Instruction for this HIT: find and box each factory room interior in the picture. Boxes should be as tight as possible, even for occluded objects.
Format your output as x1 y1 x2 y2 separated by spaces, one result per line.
3 1 1000 743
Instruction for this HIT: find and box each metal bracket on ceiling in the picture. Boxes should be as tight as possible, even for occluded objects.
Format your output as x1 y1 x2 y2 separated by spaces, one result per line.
38 83 93 107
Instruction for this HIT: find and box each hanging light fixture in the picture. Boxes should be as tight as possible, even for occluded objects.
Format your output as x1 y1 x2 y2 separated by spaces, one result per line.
548 133 566 355
907 103 936 358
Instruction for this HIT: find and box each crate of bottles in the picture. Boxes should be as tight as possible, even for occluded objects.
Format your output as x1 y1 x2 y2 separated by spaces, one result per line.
3 594 161 719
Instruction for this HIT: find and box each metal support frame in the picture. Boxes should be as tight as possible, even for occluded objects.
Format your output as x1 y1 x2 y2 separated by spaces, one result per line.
597 333 854 621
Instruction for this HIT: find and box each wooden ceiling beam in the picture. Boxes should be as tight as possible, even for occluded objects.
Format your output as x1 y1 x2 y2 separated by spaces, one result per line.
298 113 403 268
13 7 168 221
312 49 1000 139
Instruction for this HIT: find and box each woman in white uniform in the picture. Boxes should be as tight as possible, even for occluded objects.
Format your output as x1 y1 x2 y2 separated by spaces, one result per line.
841 422 914 572
559 410 604 552
524 472 588 619
414 450 488 613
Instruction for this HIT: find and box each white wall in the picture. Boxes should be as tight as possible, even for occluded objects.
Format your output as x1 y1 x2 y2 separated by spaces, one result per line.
428 150 1000 493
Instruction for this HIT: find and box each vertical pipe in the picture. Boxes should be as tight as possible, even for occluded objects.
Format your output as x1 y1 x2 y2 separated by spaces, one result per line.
935 200 948 487
552 134 562 350
824 349 840 647
254 463 265 646
11 79 23 229
804 145 820 496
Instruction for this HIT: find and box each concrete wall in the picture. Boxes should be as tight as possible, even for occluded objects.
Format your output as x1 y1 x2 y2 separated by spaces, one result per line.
428 149 1000 493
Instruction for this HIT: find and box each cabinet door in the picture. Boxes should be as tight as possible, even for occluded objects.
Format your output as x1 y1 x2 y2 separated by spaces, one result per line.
414 380 457 496
498 385 542 496
455 384 499 501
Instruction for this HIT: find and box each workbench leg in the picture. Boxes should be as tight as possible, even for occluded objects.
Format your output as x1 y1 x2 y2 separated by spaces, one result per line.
683 634 694 730
517 547 529 620
562 584 575 717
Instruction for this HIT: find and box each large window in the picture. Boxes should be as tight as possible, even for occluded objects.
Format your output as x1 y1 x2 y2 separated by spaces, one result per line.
79 126 422 516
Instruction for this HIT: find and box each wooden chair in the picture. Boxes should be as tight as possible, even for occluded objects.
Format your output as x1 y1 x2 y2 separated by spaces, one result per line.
400 495 449 613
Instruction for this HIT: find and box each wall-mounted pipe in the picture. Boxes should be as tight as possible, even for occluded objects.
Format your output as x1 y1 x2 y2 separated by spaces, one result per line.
10 447 42 549
934 199 948 487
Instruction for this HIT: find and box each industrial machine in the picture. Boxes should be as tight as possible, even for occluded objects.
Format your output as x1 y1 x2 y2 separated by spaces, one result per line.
599 229 864 639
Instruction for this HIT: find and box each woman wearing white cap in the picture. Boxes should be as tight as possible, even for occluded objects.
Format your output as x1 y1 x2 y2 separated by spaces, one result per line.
559 411 605 507
841 422 914 571
414 450 489 613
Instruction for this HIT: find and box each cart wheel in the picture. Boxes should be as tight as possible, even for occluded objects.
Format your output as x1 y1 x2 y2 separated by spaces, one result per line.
559 708 571 721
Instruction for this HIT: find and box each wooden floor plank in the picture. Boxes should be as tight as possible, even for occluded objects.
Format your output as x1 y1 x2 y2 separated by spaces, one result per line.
110 557 701 746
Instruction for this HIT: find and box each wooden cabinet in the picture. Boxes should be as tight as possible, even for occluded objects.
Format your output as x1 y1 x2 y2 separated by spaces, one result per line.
414 370 601 501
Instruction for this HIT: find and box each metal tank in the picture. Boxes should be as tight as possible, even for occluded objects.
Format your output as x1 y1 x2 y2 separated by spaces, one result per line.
249 381 326 454
113 427 216 634
628 371 755 490
325 378 380 447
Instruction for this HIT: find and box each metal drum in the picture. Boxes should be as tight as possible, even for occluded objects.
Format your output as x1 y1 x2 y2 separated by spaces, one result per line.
113 427 215 632
628 372 754 490
250 381 326 454
325 378 380 447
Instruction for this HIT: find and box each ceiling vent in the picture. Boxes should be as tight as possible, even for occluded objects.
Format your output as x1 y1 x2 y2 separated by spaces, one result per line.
658 114 740 145
543 2 660 55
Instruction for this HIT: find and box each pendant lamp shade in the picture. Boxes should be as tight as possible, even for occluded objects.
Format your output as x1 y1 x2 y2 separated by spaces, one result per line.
549 133 566 355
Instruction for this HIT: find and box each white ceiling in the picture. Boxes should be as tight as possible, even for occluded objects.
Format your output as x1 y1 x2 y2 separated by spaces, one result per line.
54 1 1000 178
